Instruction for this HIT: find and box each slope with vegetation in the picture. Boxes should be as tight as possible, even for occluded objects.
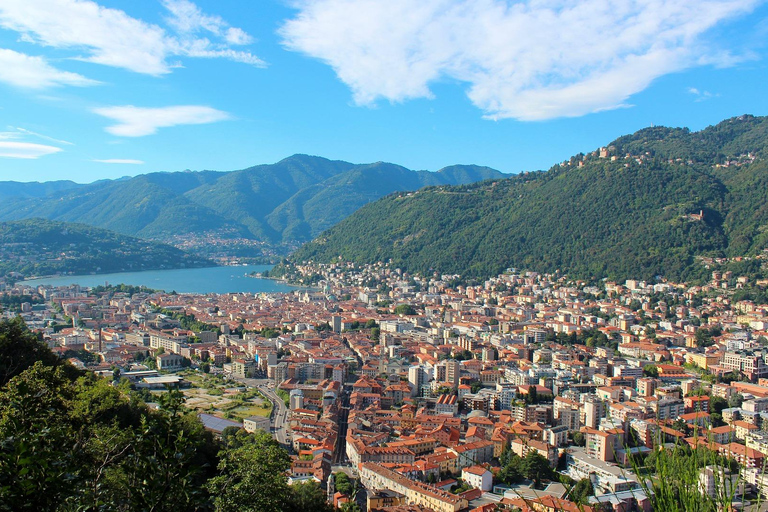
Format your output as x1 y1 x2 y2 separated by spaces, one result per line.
291 115 768 283
0 317 335 512
0 218 213 279
0 155 503 250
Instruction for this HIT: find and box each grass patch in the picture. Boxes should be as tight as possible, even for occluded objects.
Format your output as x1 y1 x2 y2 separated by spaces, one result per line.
229 403 272 420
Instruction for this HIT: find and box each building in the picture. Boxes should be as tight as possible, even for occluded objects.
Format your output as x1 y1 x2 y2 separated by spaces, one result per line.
511 438 558 468
582 427 620 463
243 415 270 433
721 351 768 382
462 465 492 491
435 394 459 416
231 358 256 378
359 463 468 512
698 465 745 500
156 353 184 370
290 389 305 410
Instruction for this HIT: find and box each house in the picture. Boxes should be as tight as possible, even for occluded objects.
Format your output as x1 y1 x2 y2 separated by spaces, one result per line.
462 465 493 491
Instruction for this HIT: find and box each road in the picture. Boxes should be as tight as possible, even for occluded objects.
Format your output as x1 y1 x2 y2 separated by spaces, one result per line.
234 376 291 448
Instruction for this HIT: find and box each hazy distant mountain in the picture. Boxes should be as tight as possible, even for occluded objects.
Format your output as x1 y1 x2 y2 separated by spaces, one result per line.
0 180 83 200
290 115 768 283
0 219 212 278
0 155 503 246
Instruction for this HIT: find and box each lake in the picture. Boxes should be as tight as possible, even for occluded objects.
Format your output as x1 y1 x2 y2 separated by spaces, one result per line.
22 265 298 294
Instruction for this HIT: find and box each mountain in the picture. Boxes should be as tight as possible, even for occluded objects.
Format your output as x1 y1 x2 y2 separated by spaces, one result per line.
290 115 768 283
0 180 83 200
0 156 504 248
0 219 213 279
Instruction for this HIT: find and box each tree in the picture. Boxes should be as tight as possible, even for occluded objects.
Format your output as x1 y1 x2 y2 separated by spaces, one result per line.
496 452 523 485
285 481 333 512
571 431 586 447
334 471 353 495
340 502 362 512
207 430 292 512
568 478 594 505
643 364 659 378
394 304 417 316
710 396 728 415
521 451 554 485
0 317 67 386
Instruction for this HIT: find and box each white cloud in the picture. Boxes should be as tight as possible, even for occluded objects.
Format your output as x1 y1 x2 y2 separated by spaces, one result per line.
687 87 719 102
0 0 264 77
0 141 62 159
93 158 144 164
162 0 254 45
280 0 760 120
93 105 231 137
0 48 97 89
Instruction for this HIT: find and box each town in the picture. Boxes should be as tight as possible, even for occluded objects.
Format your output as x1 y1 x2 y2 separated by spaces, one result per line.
5 261 768 512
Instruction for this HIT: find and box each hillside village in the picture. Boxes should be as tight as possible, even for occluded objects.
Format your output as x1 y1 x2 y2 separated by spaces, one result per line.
5 260 768 511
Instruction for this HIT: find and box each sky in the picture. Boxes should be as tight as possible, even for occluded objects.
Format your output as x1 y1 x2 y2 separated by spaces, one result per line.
1 0 768 183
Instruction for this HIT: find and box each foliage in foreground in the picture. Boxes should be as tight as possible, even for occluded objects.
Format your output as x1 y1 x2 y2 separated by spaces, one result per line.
631 440 754 512
0 318 331 511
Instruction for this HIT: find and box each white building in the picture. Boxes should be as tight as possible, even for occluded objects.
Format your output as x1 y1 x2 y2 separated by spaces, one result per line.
462 465 492 491
243 415 270 433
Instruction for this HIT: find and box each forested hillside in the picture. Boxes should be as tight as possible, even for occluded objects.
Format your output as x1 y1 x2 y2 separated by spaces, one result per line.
0 155 503 248
0 219 212 278
291 115 768 283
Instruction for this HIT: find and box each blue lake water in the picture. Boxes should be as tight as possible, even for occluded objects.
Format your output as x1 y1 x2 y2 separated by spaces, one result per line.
22 265 297 294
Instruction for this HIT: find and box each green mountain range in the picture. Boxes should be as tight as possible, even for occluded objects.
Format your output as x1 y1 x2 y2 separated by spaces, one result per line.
290 115 768 283
0 219 213 279
0 155 503 246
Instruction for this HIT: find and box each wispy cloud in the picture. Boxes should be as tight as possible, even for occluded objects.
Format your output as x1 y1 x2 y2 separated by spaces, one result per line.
0 141 62 159
687 87 719 102
0 0 264 78
162 0 254 46
12 127 74 145
92 105 231 137
0 48 97 89
92 158 144 164
281 0 760 121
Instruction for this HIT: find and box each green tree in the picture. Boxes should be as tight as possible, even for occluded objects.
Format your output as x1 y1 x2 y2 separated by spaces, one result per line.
334 471 353 495
340 502 362 512
285 481 333 512
0 317 66 386
643 364 659 378
394 304 417 315
207 431 291 512
568 478 594 505
571 431 586 447
521 451 554 485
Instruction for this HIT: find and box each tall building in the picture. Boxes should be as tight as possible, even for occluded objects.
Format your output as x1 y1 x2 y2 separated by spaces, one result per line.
289 389 304 410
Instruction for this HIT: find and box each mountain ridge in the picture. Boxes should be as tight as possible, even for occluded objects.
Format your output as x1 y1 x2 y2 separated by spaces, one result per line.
0 154 505 249
289 115 768 283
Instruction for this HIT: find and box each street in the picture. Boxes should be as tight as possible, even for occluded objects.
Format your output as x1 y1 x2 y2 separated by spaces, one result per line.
234 376 291 448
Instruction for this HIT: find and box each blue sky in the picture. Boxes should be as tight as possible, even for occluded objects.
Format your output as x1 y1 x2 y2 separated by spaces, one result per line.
1 0 768 183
